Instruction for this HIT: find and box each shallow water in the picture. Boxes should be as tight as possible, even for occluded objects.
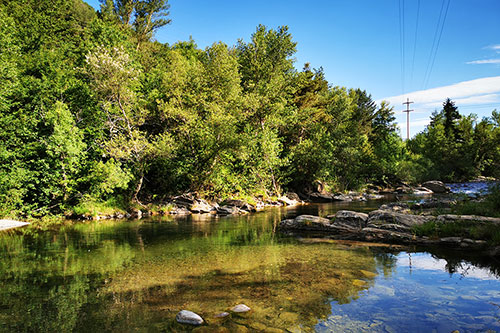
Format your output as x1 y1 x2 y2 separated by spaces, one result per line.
1 198 500 332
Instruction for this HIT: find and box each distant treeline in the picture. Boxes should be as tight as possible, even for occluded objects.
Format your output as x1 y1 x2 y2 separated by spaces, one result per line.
0 0 499 216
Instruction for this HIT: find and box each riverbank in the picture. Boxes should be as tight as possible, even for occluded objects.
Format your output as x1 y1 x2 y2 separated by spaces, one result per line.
66 180 456 221
278 191 500 256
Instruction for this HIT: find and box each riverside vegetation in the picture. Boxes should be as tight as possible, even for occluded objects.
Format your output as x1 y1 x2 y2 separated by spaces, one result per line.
0 0 500 221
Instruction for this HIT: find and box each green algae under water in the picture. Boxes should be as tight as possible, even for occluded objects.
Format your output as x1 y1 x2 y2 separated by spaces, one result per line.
1 202 500 332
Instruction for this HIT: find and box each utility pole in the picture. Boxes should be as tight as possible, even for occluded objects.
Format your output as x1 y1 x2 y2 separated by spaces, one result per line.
403 98 414 140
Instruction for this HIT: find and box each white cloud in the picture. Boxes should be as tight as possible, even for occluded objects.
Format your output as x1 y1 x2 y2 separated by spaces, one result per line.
467 59 500 65
422 93 500 109
379 76 500 138
377 76 500 107
486 44 500 53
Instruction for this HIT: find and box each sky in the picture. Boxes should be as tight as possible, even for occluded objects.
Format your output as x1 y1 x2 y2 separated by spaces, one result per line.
84 0 500 138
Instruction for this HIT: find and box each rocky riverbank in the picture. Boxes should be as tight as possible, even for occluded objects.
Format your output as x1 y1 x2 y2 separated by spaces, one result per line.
278 200 500 256
69 180 455 221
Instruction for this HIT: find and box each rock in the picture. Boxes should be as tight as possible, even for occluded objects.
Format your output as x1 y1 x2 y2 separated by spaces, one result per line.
359 270 377 278
364 193 384 200
0 219 30 231
422 180 450 193
173 194 196 207
249 322 267 330
436 214 500 225
379 202 410 213
129 208 142 219
279 215 332 231
278 196 299 206
412 187 433 195
214 312 230 318
190 200 214 213
361 227 415 242
170 206 192 215
333 193 352 202
231 304 251 313
191 326 226 333
368 210 433 227
285 192 301 201
216 205 240 215
332 210 368 230
308 192 334 202
176 310 204 326
223 200 255 212
439 237 462 244
412 198 457 209
395 185 412 194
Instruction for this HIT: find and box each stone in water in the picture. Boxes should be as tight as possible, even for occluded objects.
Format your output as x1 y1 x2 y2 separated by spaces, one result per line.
231 304 251 313
176 310 204 325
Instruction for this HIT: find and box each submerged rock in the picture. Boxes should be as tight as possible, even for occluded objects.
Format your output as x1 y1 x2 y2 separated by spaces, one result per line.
230 304 251 313
176 310 204 325
214 312 230 318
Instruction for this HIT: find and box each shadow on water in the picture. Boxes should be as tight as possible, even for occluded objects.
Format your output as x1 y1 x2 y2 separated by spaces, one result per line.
0 200 500 332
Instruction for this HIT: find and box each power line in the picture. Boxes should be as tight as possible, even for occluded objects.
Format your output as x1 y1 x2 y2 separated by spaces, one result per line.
410 0 420 87
421 0 447 88
423 0 451 88
398 0 405 96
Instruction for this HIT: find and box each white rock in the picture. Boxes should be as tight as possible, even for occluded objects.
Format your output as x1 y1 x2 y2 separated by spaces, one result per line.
176 310 204 325
231 304 251 313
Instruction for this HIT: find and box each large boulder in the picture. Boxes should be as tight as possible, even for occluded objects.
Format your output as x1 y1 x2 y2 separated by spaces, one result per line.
330 210 368 230
422 180 450 193
368 210 433 227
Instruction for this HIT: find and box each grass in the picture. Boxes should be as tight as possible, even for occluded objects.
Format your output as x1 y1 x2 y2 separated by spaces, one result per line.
413 220 500 246
72 196 128 218
451 184 500 218
411 184 500 245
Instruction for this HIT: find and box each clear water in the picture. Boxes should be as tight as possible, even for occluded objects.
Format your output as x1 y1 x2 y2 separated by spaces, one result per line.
1 199 499 332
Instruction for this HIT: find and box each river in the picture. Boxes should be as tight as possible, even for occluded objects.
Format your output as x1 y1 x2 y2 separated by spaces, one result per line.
1 193 499 332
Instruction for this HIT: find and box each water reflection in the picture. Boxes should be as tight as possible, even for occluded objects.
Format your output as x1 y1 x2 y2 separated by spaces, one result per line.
0 203 499 332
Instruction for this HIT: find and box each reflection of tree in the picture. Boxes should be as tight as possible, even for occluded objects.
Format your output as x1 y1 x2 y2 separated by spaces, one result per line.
372 249 399 278
427 248 500 279
0 210 382 331
0 225 137 332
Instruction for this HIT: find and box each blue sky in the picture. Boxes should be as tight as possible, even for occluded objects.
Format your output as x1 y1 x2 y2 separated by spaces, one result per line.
84 0 500 137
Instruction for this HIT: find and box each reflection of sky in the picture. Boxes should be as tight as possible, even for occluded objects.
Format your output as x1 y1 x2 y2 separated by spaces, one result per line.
397 253 499 281
317 252 500 332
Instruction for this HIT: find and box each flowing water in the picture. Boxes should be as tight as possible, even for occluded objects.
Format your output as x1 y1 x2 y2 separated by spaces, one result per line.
1 197 500 332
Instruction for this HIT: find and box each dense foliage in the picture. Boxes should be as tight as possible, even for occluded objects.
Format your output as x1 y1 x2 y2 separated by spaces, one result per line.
0 0 498 217
404 99 500 182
